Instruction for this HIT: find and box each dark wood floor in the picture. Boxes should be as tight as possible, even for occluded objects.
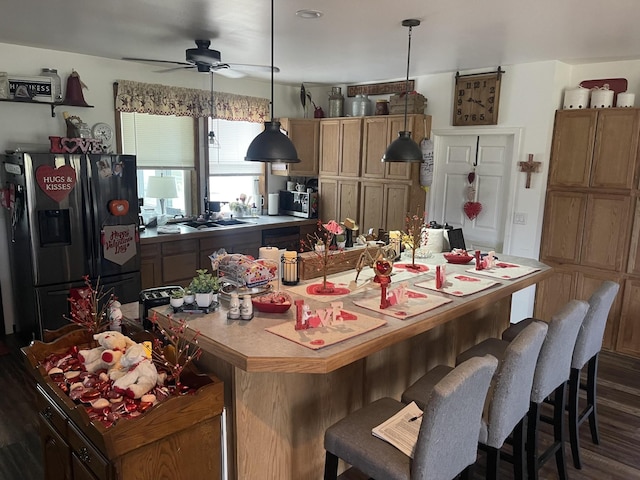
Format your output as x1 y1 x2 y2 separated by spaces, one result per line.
1 333 638 480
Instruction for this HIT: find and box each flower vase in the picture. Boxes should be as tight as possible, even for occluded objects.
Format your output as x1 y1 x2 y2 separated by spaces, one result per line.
170 297 185 308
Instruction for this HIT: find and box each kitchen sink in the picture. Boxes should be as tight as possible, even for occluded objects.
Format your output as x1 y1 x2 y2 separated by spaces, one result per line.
184 221 220 229
213 218 246 226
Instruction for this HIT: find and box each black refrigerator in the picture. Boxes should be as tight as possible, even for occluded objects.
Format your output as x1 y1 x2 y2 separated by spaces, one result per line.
1 152 141 340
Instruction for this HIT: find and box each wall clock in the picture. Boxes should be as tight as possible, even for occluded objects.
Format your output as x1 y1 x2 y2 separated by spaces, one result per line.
453 68 504 126
92 122 113 145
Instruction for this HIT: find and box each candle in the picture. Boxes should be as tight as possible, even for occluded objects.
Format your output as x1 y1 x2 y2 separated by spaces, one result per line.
282 250 298 285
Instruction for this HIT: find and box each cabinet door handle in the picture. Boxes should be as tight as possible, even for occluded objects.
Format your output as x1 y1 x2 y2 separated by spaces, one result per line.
42 406 53 420
77 447 91 463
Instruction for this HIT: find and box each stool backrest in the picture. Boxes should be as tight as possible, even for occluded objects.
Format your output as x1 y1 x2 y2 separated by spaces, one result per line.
572 281 619 370
531 299 589 403
412 354 498 480
485 321 547 448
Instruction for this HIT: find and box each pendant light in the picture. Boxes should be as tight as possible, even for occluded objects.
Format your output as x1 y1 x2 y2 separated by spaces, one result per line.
245 0 300 163
382 19 423 163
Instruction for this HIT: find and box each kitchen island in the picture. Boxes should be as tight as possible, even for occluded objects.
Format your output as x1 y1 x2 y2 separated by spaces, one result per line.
150 253 552 479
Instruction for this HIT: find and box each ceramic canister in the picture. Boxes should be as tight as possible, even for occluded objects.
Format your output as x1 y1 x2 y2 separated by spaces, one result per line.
562 87 590 109
617 92 635 108
591 87 614 108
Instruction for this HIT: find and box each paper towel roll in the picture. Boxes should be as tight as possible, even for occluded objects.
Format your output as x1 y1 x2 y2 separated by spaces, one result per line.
259 246 281 283
268 193 279 215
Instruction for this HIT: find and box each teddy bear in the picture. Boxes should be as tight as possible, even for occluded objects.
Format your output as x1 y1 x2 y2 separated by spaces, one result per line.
112 343 159 399
78 330 135 374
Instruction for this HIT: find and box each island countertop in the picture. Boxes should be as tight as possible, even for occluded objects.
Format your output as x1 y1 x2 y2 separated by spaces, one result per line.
152 253 552 374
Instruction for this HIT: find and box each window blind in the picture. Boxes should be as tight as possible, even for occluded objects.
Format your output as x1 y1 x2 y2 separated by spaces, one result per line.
208 118 263 175
121 112 195 168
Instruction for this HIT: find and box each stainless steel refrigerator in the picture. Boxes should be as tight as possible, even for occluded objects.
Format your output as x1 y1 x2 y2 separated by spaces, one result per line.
1 152 141 340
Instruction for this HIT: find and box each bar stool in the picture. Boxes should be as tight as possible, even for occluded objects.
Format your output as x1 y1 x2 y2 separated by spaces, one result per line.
324 355 498 480
567 280 619 469
405 321 548 480
501 299 589 480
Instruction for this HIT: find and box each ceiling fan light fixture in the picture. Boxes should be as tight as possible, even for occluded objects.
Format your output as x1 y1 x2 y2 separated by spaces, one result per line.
382 18 423 163
245 0 299 164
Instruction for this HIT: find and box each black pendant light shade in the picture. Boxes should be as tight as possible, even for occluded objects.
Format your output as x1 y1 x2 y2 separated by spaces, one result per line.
245 0 299 163
383 131 423 162
245 121 300 163
382 18 422 163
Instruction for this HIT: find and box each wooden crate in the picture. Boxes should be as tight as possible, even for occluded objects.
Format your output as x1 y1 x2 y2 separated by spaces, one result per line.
298 245 380 280
389 93 427 114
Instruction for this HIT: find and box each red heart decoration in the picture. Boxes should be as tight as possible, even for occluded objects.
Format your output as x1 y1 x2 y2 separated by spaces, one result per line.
464 201 482 220
35 165 77 203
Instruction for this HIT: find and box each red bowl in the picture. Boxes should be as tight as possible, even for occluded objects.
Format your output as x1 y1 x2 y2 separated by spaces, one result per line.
252 292 292 313
443 253 474 264
252 300 292 313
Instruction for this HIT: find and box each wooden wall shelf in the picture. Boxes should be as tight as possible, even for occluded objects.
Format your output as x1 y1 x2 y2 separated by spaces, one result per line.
0 97 94 117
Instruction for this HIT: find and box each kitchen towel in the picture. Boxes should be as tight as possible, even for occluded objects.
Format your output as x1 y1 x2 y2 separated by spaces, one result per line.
268 193 279 215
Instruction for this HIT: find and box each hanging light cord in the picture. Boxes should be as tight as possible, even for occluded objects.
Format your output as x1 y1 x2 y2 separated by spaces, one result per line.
402 23 413 132
269 0 274 121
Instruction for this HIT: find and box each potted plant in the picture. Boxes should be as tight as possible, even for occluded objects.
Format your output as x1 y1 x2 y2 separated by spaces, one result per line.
336 234 346 249
189 269 220 307
170 289 185 308
183 289 195 305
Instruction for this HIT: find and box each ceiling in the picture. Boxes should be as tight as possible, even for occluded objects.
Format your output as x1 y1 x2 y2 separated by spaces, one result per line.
1 0 640 85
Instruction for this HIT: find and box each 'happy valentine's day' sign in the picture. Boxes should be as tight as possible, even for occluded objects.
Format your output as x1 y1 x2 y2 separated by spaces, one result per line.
35 165 77 202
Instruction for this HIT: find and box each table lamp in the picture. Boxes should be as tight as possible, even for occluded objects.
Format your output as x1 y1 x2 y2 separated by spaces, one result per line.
145 175 178 215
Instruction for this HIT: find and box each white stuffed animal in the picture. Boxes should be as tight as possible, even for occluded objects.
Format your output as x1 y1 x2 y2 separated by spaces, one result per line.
78 331 135 374
113 344 159 399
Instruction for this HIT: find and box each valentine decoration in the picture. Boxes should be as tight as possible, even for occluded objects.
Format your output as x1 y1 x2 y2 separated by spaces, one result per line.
35 164 77 202
102 224 137 266
373 253 394 309
463 168 483 220
49 135 105 154
301 220 346 294
65 276 115 336
518 154 542 189
401 208 428 269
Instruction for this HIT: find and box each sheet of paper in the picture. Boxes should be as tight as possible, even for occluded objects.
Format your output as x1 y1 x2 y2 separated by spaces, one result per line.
371 401 423 458
415 274 498 296
466 262 540 280
353 289 452 320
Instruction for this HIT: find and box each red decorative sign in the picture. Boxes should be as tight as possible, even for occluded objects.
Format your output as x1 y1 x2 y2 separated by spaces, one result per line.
35 165 77 202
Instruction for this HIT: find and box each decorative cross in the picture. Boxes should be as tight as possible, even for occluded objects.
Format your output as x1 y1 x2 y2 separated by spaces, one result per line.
519 154 542 188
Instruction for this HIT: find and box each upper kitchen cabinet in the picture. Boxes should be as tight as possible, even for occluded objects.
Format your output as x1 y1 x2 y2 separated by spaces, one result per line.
362 114 429 180
319 118 362 177
549 109 640 189
271 118 320 177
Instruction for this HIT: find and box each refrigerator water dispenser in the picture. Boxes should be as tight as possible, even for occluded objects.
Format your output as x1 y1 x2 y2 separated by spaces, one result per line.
38 209 71 246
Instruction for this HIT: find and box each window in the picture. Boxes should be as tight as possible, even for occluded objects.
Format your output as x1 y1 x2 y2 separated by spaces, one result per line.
208 118 264 207
120 112 194 216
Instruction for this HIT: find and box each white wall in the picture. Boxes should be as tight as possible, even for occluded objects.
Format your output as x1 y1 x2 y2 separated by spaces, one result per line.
3 41 640 333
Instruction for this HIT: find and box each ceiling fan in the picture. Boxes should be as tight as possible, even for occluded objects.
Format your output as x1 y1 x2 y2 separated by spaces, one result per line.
123 39 279 78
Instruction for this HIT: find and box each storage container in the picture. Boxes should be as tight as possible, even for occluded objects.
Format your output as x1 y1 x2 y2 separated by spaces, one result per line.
616 92 635 108
590 87 614 108
562 87 590 109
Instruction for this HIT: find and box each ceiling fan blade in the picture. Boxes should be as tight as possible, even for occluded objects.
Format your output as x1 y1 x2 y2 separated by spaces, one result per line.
122 57 192 67
214 68 246 79
154 66 196 73
224 63 280 73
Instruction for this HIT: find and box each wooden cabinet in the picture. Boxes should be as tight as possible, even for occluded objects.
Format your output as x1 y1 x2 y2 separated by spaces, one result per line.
362 114 428 181
319 117 362 177
271 118 320 177
161 239 199 287
548 109 640 189
24 332 224 480
140 243 161 290
199 230 261 269
318 114 429 232
537 108 640 357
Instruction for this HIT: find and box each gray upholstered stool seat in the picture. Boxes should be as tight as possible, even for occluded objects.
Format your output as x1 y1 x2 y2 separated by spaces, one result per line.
501 299 589 480
565 280 619 469
447 321 548 480
324 355 498 480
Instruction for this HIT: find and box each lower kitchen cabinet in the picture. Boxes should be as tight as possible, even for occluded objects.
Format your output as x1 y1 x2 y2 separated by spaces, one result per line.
140 243 161 290
199 230 261 269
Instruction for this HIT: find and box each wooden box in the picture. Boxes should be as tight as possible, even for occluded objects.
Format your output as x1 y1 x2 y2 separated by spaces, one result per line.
22 329 224 479
298 245 380 280
389 93 427 114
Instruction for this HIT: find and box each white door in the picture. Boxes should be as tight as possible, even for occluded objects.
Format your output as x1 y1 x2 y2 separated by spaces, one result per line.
432 134 512 252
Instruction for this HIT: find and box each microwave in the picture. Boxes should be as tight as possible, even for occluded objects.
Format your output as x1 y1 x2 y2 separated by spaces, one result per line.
279 190 318 218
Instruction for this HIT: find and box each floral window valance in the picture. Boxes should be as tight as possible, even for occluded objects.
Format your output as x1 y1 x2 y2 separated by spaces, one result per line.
114 79 269 123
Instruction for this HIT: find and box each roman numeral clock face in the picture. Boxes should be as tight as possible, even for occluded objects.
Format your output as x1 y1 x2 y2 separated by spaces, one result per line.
453 72 502 126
